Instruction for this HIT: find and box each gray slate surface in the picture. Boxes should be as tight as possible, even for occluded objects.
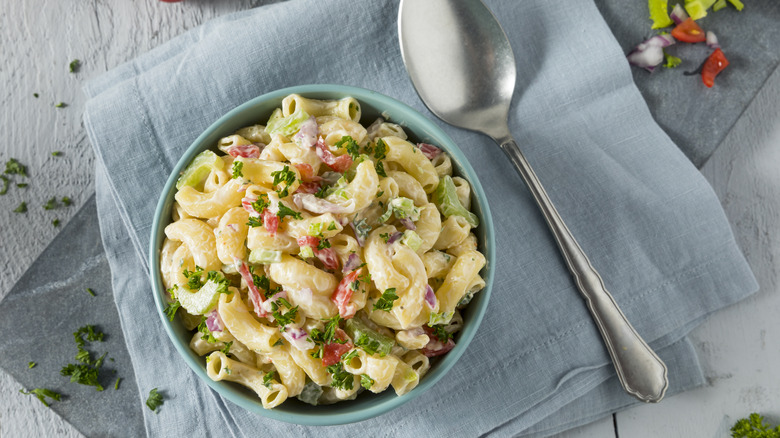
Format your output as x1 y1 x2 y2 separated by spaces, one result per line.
594 0 780 167
0 196 144 438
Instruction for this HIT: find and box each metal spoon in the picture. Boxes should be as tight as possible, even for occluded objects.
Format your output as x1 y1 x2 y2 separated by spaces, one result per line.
398 0 668 403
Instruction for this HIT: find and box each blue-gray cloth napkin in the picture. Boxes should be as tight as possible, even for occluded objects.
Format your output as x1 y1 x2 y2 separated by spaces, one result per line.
83 0 758 436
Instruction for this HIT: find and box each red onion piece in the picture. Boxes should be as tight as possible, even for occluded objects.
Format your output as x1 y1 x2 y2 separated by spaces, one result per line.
282 328 316 351
416 143 442 160
293 116 318 148
293 193 355 214
706 31 720 49
399 217 416 230
424 285 437 309
316 247 340 270
342 253 363 273
387 232 403 245
241 196 259 216
205 310 224 332
295 181 321 194
670 4 689 24
421 338 455 357
627 35 674 72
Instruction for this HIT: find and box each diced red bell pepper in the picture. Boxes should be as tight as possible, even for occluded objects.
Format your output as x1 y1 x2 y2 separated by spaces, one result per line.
297 236 340 270
671 18 706 43
701 48 729 88
293 163 322 182
262 209 278 236
237 261 268 318
315 138 353 173
321 328 353 366
331 269 361 319
295 181 322 194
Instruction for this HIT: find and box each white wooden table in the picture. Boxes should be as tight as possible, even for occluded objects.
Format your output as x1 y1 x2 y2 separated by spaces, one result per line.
1 1 777 436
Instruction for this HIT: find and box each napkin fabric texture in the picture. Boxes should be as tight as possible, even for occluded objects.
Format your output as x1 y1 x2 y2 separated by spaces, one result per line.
83 0 758 436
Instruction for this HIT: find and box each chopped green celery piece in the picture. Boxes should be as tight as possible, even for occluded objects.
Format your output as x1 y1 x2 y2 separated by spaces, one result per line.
297 381 323 406
684 0 709 20
649 0 673 29
432 176 479 228
177 280 222 315
299 246 315 259
664 53 682 68
266 108 310 137
401 230 422 252
712 0 726 10
176 150 224 190
726 0 743 10
429 311 453 326
344 318 394 357
404 368 417 382
380 197 421 224
249 248 282 264
325 175 350 200
308 222 324 236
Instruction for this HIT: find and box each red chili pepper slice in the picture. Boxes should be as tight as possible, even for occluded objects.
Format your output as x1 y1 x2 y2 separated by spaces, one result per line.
671 18 706 43
701 48 729 88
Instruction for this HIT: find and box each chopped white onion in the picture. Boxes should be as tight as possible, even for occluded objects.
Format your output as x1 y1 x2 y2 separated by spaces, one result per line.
670 4 689 24
706 31 720 49
293 193 356 214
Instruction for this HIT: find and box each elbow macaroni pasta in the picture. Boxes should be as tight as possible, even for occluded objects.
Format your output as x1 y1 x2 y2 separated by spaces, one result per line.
159 95 487 408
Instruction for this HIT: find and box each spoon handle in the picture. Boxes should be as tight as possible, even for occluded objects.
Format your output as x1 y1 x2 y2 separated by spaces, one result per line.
498 136 669 403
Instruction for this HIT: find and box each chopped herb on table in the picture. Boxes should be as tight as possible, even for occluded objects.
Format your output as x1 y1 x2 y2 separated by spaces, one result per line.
5 158 28 177
731 412 780 438
69 59 80 73
14 202 27 213
17 183 28 188
52 151 62 157
43 197 58 210
63 196 72 206
19 388 61 407
146 388 164 413
86 288 96 297
0 175 8 195
114 377 122 390
61 325 107 391
33 93 39 98
52 219 60 227
55 102 67 108
28 362 37 369
373 288 399 312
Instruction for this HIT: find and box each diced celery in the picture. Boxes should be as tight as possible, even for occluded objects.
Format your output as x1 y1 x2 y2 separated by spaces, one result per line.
266 108 311 137
401 230 422 252
345 318 394 357
177 280 222 315
649 0 674 29
249 248 282 264
684 0 708 20
296 381 323 406
298 246 315 259
308 222 324 237
429 311 453 326
432 176 479 228
726 0 743 11
712 0 726 10
176 150 224 189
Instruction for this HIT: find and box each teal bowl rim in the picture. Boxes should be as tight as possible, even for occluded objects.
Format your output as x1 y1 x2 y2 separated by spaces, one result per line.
149 84 495 426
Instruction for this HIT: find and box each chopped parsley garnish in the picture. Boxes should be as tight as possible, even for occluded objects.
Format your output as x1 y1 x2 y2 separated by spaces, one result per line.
19 388 61 407
0 176 9 195
314 184 329 198
13 202 27 213
52 151 62 157
61 325 107 391
379 232 390 243
114 377 121 390
360 374 374 390
326 362 353 391
376 190 384 198
277 204 302 221
317 238 331 250
17 183 28 188
197 317 218 343
69 59 81 73
271 165 297 197
28 362 37 369
308 316 343 359
231 161 243 179
247 216 263 228
731 413 780 438
373 288 399 312
63 196 72 206
375 161 387 177
182 265 205 290
43 197 58 210
164 300 181 321
273 338 284 347
84 288 95 297
53 219 60 228
251 193 270 213
206 271 230 294
263 371 277 388
5 158 28 176
269 298 298 330
55 102 67 108
374 138 388 160
146 388 164 413
327 221 337 231
429 324 453 343
341 349 359 362
33 93 39 98
220 341 233 355
336 136 360 160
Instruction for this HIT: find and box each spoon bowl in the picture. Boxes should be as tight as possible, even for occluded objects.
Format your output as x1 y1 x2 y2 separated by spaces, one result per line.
399 0 669 403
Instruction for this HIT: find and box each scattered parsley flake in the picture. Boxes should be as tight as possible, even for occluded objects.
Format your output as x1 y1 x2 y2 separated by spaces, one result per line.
52 151 62 157
373 288 399 312
231 161 244 179
114 377 121 390
731 413 780 438
19 388 61 407
341 349 359 362
86 288 96 297
326 362 353 391
379 232 390 243
664 53 682 69
14 202 27 213
277 204 302 221
164 300 181 321
271 165 297 197
43 197 58 210
0 175 8 195
263 371 277 388
197 317 218 343
55 102 67 108
146 388 164 413
69 59 80 73
52 219 61 227
374 138 388 160
33 93 39 98
17 183 28 188
375 160 387 177
5 158 28 177
62 196 72 206
317 238 331 250
247 216 263 228
336 136 360 160
430 324 453 343
327 221 337 231
360 374 374 390
28 362 37 369
221 341 233 355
